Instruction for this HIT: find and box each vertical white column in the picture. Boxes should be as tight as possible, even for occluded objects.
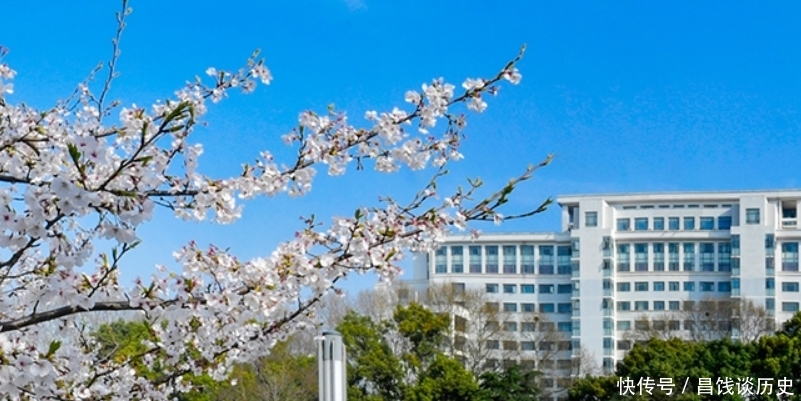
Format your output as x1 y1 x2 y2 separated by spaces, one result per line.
318 330 347 401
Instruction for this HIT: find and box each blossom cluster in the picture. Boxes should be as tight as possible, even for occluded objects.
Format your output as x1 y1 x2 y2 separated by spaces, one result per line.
0 17 532 400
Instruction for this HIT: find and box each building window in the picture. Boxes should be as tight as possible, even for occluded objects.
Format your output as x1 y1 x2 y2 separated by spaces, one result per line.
557 284 572 294
520 245 535 274
486 246 499 273
503 322 517 332
699 243 715 272
651 301 664 311
653 281 665 291
654 217 665 230
782 282 800 292
634 301 649 311
585 211 598 227
539 246 554 275
557 246 572 274
503 245 517 274
718 282 731 292
700 281 715 292
503 284 516 294
617 301 631 311
634 282 648 292
521 284 535 294
451 246 464 273
521 303 536 313
669 281 680 291
616 321 631 331
521 341 535 351
668 243 680 271
635 218 649 231
469 246 482 273
617 244 630 272
617 282 631 292
634 243 648 271
486 284 498 293
557 322 572 332
746 208 760 224
452 283 466 294
783 302 800 312
557 303 572 314
653 243 665 271
539 284 554 294
700 217 714 230
669 217 680 230
767 234 776 253
435 247 447 273
718 243 731 272
684 281 695 292
683 243 696 271
783 243 799 272
617 218 631 231
718 216 732 230
503 303 518 313
684 217 695 230
669 301 680 311
540 303 555 313
603 279 612 295
487 340 500 350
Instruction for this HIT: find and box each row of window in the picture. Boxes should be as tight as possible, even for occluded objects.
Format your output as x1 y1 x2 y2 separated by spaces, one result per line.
434 245 574 275
488 301 575 314
434 240 800 275
585 208 762 230
613 216 733 231
611 280 732 293
489 320 574 333
486 340 574 355
765 280 801 292
486 283 574 295
619 204 732 210
613 242 733 272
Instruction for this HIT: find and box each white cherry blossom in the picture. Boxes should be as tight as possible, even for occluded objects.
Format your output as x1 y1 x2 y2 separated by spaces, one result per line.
0 5 545 400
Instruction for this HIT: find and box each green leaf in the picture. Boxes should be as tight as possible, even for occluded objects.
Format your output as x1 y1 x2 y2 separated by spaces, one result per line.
67 143 81 162
45 340 61 358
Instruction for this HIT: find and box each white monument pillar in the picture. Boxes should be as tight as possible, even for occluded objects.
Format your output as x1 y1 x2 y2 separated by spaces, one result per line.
318 330 347 401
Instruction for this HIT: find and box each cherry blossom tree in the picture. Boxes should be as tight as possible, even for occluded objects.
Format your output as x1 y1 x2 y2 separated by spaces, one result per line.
0 2 551 399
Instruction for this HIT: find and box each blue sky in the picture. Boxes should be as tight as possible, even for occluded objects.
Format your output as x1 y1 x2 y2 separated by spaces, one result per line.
2 1 801 294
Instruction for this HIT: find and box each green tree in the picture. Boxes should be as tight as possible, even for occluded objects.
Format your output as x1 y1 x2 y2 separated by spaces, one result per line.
91 319 229 401
569 337 755 401
214 338 317 401
338 302 479 401
477 364 542 401
567 375 620 401
749 312 801 401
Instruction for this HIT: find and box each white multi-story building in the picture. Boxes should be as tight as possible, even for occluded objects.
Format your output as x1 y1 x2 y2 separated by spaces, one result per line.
405 190 801 387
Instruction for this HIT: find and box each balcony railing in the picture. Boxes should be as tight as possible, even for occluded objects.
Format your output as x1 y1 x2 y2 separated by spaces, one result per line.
782 219 798 229
767 288 775 296
732 288 740 296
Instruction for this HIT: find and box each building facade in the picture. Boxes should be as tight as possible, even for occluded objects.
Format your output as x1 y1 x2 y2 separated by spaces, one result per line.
405 190 801 396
